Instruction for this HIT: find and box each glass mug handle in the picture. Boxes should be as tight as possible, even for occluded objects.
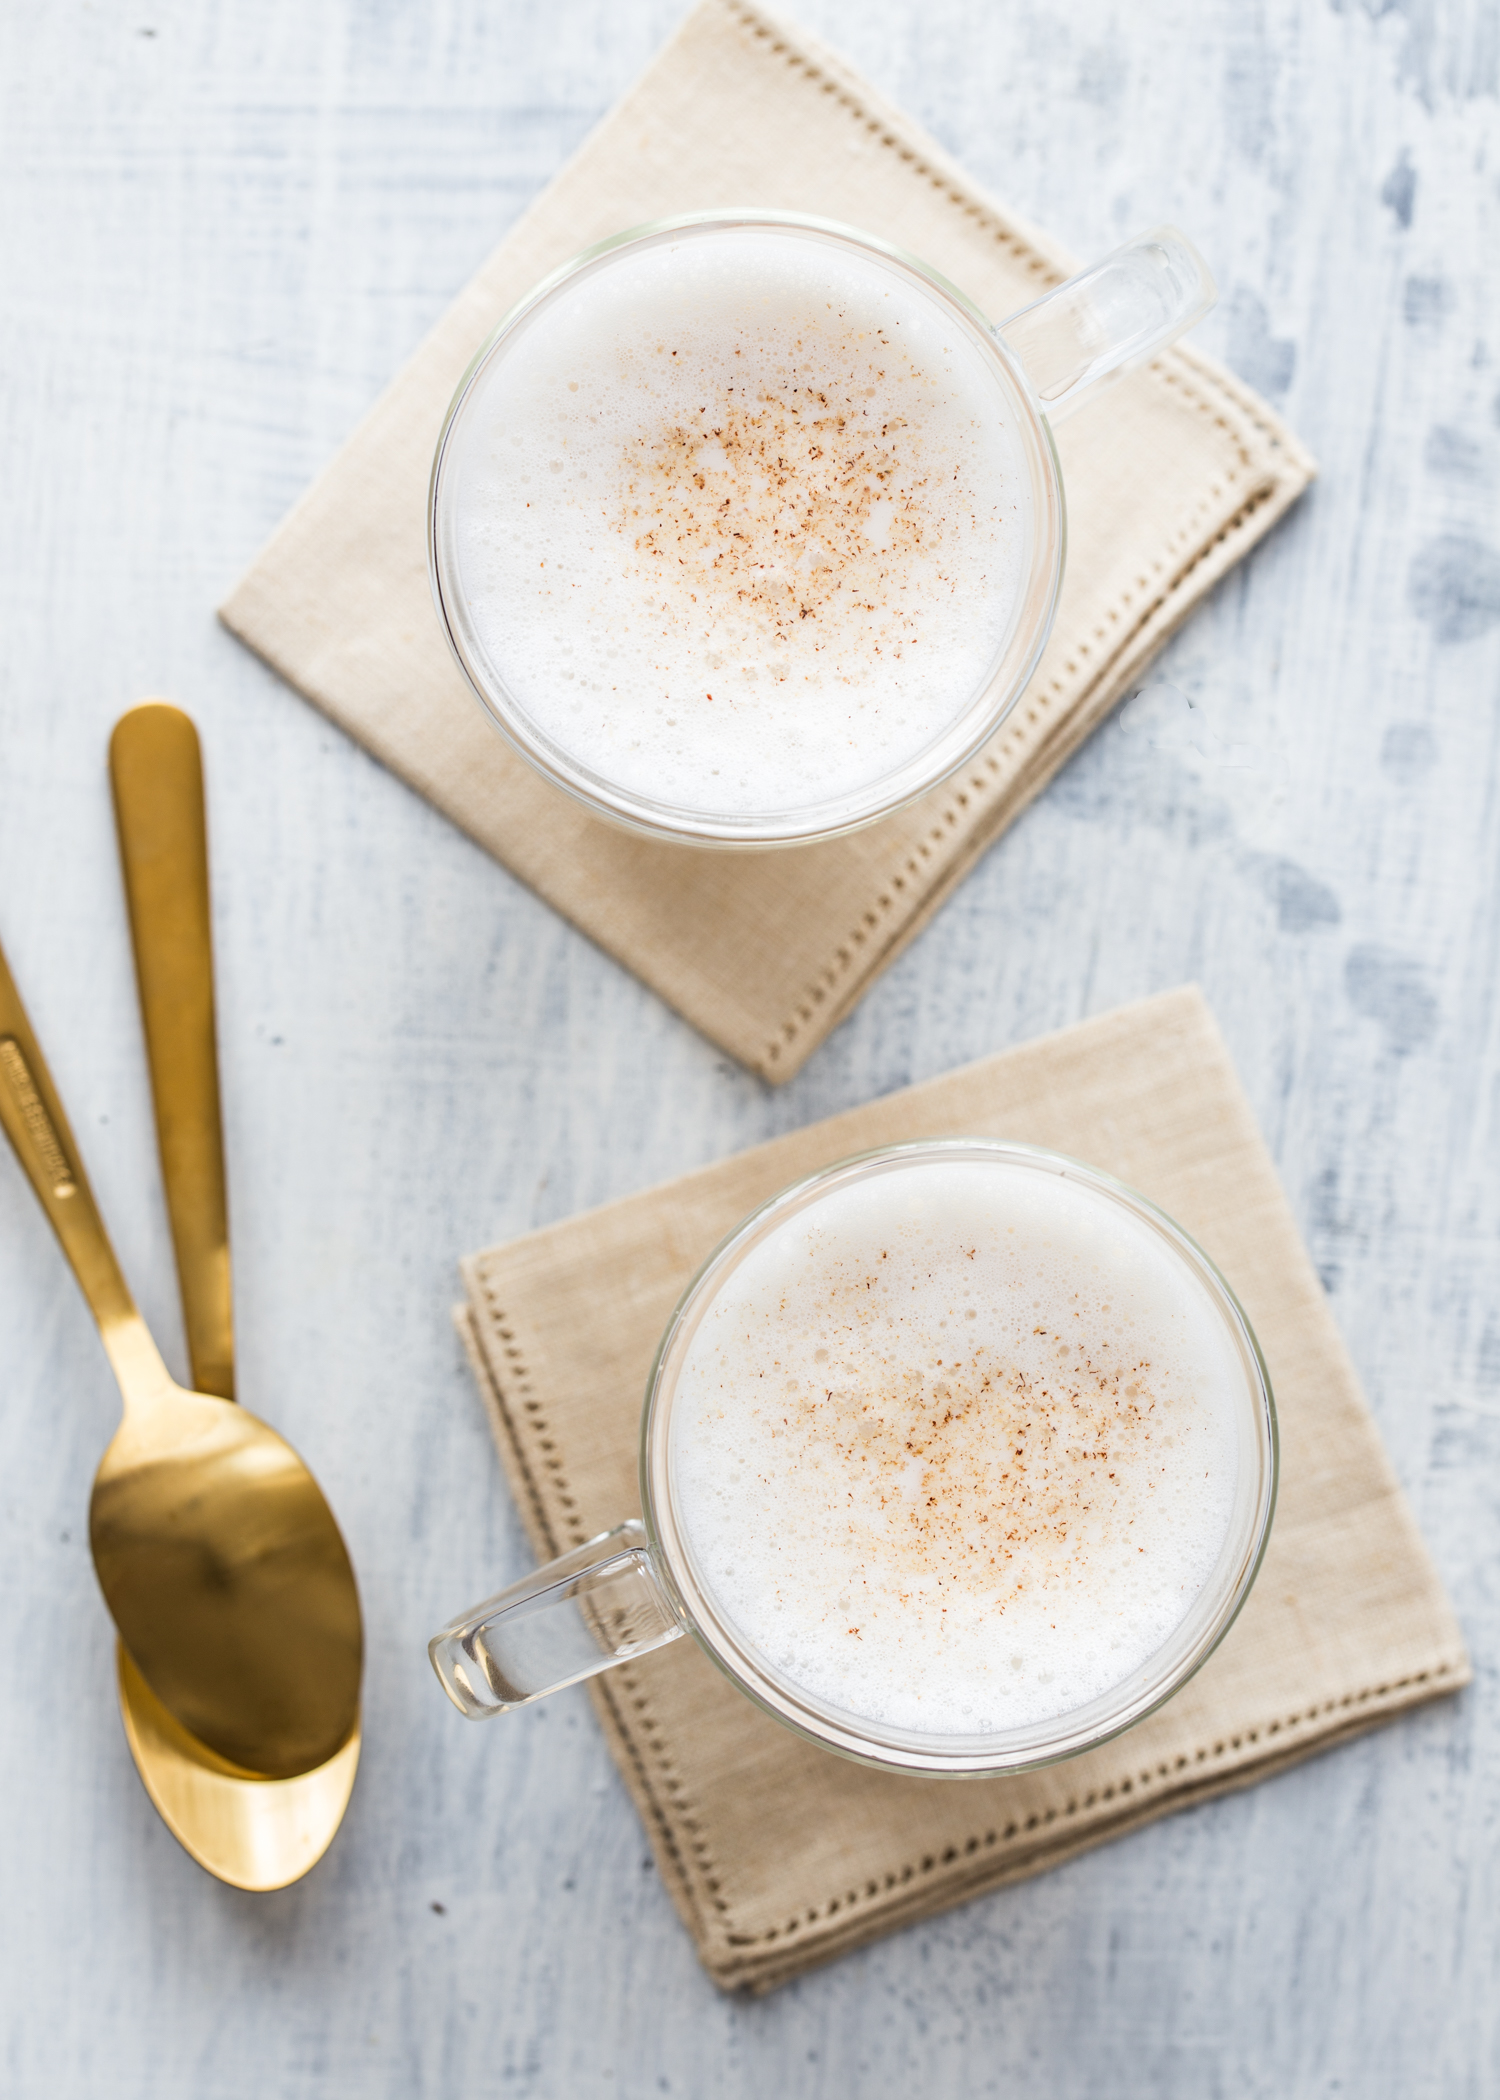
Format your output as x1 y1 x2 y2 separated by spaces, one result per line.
430 1521 683 1718
997 224 1216 421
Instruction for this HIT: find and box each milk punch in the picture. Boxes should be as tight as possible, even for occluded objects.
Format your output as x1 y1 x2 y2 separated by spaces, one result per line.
431 1144 1277 1778
667 1152 1249 1742
428 213 1217 846
447 227 1030 822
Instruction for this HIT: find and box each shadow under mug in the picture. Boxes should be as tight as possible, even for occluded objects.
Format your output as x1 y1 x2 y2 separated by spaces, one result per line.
431 1142 1277 1780
428 210 1215 849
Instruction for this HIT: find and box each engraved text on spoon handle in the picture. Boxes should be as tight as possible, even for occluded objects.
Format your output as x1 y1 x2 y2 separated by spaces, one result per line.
0 936 171 1402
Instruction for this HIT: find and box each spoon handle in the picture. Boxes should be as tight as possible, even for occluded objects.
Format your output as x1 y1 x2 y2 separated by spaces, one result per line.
0 938 170 1398
110 705 235 1403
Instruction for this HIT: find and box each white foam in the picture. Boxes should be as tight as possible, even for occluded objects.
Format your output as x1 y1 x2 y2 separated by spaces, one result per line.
452 228 1030 818
669 1160 1243 1738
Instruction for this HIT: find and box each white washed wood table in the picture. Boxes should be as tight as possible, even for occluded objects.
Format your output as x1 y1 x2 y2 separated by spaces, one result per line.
1 2 1495 2093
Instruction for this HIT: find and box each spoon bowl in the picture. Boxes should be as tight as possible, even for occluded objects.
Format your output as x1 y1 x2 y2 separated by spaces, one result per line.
0 937 363 1782
93 1359 362 1778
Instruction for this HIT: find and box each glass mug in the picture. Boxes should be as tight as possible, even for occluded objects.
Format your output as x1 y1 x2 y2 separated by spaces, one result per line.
427 210 1215 849
430 1142 1277 1779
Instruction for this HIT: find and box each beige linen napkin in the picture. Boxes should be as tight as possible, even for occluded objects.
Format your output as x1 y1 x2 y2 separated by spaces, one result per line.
456 986 1468 1992
220 0 1316 1082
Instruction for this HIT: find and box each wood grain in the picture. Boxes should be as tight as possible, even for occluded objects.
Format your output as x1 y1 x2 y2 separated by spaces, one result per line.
0 1 1495 2093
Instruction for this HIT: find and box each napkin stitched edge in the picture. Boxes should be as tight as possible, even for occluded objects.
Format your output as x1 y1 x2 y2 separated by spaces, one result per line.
452 1303 716 1954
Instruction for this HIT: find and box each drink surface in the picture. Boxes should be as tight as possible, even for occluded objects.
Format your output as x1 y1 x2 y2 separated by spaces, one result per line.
669 1160 1242 1738
452 228 1030 819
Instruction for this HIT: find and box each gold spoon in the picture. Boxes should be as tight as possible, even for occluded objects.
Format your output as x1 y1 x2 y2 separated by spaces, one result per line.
108 700 359 1886
0 888 362 1782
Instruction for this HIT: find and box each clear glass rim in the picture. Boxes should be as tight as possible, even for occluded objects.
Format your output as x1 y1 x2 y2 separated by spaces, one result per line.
427 208 1066 849
639 1139 1279 1777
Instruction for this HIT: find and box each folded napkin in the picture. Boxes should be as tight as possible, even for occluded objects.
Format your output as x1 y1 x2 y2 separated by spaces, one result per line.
456 986 1467 1992
220 0 1316 1082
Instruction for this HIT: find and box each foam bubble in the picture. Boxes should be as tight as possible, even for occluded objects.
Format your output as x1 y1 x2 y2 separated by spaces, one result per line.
669 1161 1243 1738
452 229 1030 817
